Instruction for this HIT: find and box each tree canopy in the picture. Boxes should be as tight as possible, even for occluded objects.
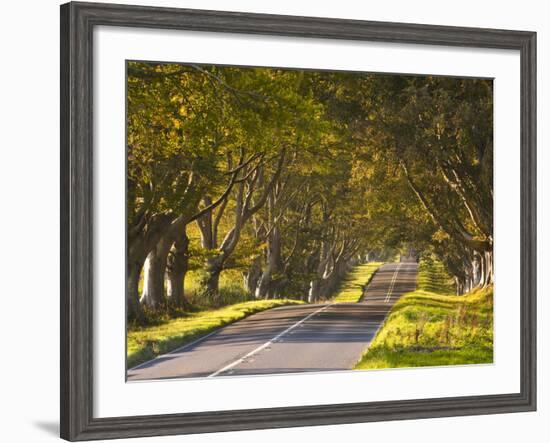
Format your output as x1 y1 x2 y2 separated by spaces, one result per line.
126 61 493 322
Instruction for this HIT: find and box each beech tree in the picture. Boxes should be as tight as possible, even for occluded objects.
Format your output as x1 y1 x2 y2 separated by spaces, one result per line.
127 62 264 318
126 61 494 322
343 74 493 292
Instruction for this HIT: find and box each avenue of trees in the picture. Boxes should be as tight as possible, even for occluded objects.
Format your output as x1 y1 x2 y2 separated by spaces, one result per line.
127 61 493 322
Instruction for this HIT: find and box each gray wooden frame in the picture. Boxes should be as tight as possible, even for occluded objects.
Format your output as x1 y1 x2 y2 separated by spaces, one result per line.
60 1 537 441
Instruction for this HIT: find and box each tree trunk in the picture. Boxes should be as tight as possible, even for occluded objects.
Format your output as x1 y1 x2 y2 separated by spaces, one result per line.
256 226 284 299
255 268 272 300
319 259 346 298
483 250 494 287
308 279 321 303
244 256 262 296
478 253 485 288
308 237 332 303
127 262 144 321
204 271 221 300
200 257 222 302
472 253 481 288
166 231 191 310
127 212 174 317
141 238 171 309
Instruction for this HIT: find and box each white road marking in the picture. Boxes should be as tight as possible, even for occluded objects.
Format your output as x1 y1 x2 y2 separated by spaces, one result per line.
207 303 334 377
384 263 403 303
128 304 299 373
132 263 417 378
128 326 224 372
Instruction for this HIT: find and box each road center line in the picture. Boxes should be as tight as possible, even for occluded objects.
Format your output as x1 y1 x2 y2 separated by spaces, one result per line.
384 263 403 303
207 303 334 378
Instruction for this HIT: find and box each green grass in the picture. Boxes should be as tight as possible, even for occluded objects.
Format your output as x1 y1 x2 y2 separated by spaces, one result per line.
416 256 456 295
139 269 251 312
354 258 493 370
127 299 304 368
333 262 383 303
186 269 251 309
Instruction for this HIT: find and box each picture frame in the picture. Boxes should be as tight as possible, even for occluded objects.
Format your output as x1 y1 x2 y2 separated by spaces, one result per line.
60 1 537 441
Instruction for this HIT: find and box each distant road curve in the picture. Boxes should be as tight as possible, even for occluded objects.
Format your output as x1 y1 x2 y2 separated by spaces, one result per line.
128 261 418 381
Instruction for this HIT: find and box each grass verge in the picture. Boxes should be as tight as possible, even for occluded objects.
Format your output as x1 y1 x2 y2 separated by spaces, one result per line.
354 258 493 369
333 262 383 303
186 269 250 309
127 299 304 369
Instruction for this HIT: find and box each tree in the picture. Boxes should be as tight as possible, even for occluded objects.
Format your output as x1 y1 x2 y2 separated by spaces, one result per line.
343 74 493 292
127 62 494 323
127 62 263 318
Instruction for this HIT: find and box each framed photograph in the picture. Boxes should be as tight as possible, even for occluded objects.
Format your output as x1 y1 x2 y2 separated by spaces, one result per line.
60 1 536 440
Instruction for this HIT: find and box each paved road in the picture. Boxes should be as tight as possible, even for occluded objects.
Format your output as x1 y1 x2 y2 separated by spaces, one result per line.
127 261 418 381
